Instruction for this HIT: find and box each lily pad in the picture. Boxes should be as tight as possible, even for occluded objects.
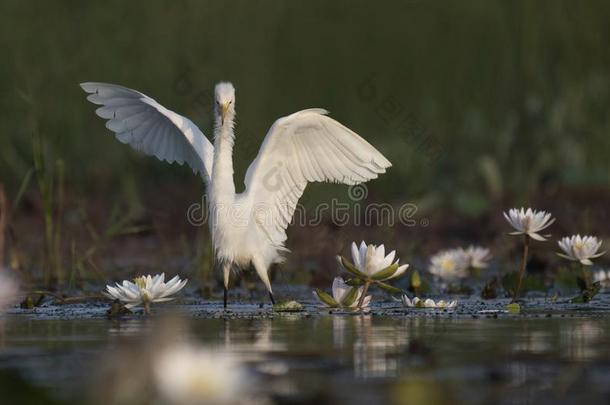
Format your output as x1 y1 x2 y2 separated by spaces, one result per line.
569 282 601 303
273 300 304 312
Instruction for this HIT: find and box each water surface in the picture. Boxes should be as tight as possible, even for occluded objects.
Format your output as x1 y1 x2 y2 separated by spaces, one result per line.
1 308 610 404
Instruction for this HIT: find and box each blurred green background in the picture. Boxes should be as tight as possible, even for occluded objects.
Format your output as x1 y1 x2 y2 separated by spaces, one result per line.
1 0 610 287
2 0 609 204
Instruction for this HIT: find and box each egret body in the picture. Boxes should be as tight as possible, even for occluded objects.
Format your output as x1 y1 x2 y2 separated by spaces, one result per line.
81 82 391 306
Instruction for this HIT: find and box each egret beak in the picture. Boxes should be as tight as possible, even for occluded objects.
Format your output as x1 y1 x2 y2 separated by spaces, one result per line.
221 103 230 125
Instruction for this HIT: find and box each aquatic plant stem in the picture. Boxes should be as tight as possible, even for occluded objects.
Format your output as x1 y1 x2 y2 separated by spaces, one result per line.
512 235 530 302
357 280 370 309
580 264 590 291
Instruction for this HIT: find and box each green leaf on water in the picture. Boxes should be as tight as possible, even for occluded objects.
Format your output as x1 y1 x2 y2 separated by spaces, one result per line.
591 281 601 295
273 300 304 312
506 303 521 313
569 281 601 303
314 289 338 307
569 295 586 303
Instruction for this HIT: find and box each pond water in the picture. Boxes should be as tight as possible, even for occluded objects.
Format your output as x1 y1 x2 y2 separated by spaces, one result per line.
2 295 610 404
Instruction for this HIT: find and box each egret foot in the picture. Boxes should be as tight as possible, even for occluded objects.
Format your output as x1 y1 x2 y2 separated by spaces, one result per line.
224 287 228 309
269 292 276 305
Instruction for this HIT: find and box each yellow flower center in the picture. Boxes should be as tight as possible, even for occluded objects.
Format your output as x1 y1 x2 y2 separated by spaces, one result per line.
134 276 147 289
440 258 455 271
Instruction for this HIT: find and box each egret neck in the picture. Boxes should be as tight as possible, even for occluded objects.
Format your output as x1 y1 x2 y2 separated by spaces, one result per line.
211 107 236 208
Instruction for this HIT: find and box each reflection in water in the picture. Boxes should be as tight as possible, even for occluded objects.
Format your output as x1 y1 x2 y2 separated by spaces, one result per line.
95 317 270 405
1 315 610 404
153 343 260 405
510 320 604 361
353 316 403 378
333 315 411 378
108 319 151 337
332 316 348 348
560 320 603 361
222 319 285 359
512 330 552 354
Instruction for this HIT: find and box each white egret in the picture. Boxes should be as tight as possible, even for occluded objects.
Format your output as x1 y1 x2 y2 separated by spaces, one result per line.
80 82 391 306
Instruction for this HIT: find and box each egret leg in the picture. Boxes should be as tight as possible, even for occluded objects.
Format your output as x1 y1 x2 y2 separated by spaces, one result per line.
223 262 231 309
252 257 274 306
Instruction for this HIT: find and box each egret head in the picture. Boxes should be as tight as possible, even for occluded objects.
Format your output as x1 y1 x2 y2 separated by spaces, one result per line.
214 82 236 127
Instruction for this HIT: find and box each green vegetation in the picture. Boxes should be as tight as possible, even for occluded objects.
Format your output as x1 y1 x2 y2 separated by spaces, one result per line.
1 1 609 206
1 1 609 288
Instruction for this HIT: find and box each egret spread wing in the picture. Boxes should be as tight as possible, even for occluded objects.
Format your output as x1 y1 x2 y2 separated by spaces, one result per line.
242 108 391 245
80 82 214 183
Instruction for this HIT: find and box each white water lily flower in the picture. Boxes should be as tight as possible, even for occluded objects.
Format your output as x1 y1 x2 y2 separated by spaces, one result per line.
401 295 457 309
557 235 606 266
503 207 555 241
462 245 492 269
428 249 469 281
349 241 409 280
593 269 610 286
0 272 19 312
154 344 251 405
314 277 371 308
104 273 187 312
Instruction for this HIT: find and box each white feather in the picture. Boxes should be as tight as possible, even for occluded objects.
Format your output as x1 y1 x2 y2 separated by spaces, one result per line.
240 109 391 249
81 82 391 295
80 82 214 184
